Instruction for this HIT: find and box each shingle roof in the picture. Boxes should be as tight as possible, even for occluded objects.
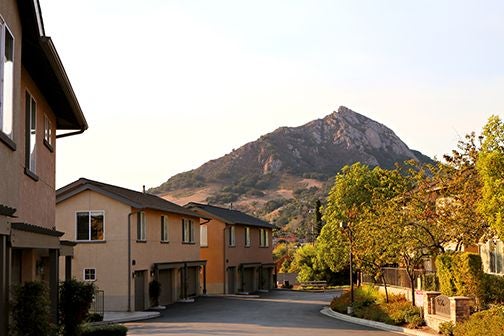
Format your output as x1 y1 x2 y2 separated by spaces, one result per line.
57 178 200 218
185 202 274 229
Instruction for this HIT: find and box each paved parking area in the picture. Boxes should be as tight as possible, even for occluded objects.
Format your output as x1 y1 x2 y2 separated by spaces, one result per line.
126 290 397 335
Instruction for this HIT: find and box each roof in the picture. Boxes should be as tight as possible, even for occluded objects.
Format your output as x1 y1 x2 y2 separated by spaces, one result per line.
185 202 274 229
56 178 201 219
16 0 87 131
11 222 64 237
0 204 16 217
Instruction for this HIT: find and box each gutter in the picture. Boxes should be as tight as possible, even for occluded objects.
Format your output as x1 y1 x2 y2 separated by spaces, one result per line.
56 129 86 139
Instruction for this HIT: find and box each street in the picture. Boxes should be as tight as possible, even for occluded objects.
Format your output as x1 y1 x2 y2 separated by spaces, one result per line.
126 290 397 335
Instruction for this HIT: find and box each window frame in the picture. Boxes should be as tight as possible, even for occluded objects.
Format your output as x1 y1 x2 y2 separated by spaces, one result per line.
182 218 194 243
137 211 146 241
75 210 105 242
260 228 269 248
83 268 96 281
0 19 15 150
160 215 169 242
43 114 53 152
488 239 504 275
244 226 251 247
25 91 37 178
200 224 208 247
228 225 236 247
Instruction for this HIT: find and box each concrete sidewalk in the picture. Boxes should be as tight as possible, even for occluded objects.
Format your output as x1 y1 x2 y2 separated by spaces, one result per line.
102 311 160 324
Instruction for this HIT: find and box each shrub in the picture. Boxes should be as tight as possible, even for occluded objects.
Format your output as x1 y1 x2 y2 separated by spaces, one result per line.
330 285 379 313
86 313 104 323
80 324 128 336
149 280 161 307
10 281 55 336
438 321 454 336
60 279 95 336
453 305 504 336
481 273 504 305
436 252 485 307
422 273 439 291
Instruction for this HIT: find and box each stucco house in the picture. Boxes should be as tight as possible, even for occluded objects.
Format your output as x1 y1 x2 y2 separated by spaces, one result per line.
56 178 206 311
0 0 88 333
184 202 275 294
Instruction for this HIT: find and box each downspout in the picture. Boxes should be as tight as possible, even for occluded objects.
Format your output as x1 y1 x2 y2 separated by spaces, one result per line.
223 226 227 294
127 211 139 312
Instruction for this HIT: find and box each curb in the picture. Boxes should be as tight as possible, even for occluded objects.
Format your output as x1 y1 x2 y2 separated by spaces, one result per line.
98 312 160 324
320 307 434 336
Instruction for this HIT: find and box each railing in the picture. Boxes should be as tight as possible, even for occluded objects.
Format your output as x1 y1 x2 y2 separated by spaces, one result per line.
362 267 437 290
89 289 104 317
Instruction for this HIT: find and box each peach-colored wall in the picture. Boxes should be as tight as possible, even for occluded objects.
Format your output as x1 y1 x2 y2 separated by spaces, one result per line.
200 220 225 293
201 218 273 294
56 189 202 311
0 1 24 213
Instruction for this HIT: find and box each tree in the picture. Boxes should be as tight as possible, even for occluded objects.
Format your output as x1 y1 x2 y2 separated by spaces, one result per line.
477 115 504 239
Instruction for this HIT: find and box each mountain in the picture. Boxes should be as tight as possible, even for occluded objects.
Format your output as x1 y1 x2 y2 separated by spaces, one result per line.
150 106 432 236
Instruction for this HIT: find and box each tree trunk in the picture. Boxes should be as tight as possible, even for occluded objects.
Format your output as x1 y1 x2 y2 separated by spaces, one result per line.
381 273 389 303
408 271 416 306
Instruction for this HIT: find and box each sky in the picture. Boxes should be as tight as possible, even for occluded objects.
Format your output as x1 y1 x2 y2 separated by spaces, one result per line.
41 0 504 191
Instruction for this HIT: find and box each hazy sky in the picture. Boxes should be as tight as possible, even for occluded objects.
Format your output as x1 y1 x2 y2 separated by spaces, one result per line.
41 0 504 191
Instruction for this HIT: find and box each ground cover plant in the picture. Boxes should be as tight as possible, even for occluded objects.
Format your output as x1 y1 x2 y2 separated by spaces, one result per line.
330 285 423 328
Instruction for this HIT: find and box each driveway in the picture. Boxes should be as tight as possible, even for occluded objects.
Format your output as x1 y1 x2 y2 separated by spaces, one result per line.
126 290 398 335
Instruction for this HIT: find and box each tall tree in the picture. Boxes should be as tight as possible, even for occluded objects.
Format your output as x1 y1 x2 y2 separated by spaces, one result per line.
477 115 504 239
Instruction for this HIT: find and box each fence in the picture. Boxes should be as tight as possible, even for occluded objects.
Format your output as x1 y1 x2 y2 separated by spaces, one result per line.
362 267 437 290
89 289 104 317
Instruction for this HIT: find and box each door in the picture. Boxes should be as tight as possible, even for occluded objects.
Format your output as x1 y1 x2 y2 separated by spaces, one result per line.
159 270 173 305
227 267 236 294
134 271 146 311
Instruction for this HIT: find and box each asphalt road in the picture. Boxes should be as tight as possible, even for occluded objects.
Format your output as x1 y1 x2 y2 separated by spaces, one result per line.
126 290 398 336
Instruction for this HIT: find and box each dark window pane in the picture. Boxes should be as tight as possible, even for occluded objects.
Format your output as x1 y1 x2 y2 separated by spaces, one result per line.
77 212 89 240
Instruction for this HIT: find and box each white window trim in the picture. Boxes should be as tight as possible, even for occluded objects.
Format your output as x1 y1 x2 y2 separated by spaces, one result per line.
260 228 269 248
182 218 194 243
75 210 106 241
43 114 53 150
486 239 504 275
83 268 96 281
161 215 169 242
244 227 251 247
137 211 146 241
0 19 14 142
26 91 37 173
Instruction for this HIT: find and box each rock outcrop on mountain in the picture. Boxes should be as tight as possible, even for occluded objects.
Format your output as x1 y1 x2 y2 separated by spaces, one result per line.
150 106 432 234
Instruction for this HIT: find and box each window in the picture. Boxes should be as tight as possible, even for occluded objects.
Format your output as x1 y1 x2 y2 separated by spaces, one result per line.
43 114 53 150
260 228 269 247
76 211 104 241
200 224 208 247
489 239 504 274
161 215 169 242
244 227 251 247
137 211 146 241
25 92 37 173
228 226 236 246
0 21 14 144
83 268 96 281
182 218 194 243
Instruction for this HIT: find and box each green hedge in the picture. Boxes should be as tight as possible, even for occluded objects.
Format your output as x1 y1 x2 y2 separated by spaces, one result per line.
435 252 484 306
453 305 504 336
80 324 128 336
481 273 504 305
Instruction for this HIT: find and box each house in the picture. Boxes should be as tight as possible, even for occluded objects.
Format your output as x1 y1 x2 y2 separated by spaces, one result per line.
0 0 88 333
184 202 275 294
56 178 206 311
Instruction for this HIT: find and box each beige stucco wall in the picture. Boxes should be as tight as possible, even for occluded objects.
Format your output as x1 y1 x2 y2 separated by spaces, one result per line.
56 189 202 311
